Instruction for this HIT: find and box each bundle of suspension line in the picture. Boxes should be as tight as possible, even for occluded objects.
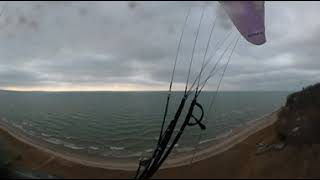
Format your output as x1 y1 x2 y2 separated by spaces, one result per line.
135 5 240 179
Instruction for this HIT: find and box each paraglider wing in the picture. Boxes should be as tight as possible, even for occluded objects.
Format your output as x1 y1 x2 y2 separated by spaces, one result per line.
219 1 266 45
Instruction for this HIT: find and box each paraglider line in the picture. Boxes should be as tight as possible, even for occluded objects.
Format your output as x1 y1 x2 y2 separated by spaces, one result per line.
184 6 205 95
157 7 191 145
186 31 233 96
189 35 240 165
195 14 217 95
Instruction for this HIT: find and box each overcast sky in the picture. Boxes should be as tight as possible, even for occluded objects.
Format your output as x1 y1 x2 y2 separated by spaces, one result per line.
0 1 319 91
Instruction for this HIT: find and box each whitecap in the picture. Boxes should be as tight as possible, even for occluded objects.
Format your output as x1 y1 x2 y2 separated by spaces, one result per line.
28 131 35 136
12 122 23 130
110 146 125 151
231 110 243 114
71 115 81 119
45 138 63 145
41 133 51 137
199 137 216 145
64 143 85 150
199 130 233 145
126 152 143 157
167 144 179 148
145 149 153 153
216 129 233 139
89 146 99 150
245 120 256 125
21 127 29 133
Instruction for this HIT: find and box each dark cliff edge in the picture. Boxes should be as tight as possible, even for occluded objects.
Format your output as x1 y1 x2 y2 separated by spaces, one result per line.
276 83 320 145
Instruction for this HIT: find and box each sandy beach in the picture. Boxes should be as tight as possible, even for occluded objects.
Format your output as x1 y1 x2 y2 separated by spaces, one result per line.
0 108 320 179
2 109 320 178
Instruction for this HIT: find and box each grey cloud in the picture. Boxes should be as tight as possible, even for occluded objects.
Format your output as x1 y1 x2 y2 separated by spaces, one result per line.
0 68 45 86
0 1 319 91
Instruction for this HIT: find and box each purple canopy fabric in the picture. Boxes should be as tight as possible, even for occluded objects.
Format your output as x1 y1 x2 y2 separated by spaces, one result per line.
219 1 266 45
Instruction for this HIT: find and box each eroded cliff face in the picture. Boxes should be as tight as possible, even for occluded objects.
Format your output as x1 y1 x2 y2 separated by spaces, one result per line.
276 83 320 145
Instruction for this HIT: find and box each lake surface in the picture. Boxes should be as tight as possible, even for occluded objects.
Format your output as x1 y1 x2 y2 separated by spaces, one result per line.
0 91 290 160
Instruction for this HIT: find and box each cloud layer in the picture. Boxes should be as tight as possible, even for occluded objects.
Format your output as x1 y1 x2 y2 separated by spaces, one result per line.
0 1 319 91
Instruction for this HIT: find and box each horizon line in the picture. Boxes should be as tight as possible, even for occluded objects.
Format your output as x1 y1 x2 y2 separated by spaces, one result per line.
0 89 294 93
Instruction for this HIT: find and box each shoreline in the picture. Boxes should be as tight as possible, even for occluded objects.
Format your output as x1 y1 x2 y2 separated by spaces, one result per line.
165 109 279 168
0 108 280 172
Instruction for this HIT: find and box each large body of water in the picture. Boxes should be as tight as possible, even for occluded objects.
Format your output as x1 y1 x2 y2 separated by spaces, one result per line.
0 91 290 160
